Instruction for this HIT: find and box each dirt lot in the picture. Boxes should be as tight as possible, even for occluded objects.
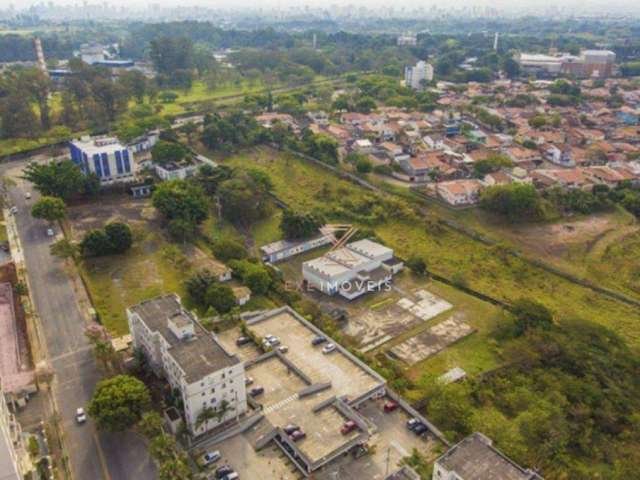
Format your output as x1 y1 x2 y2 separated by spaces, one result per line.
67 194 158 241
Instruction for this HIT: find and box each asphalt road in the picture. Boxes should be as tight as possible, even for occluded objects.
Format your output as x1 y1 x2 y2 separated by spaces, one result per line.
2 162 157 480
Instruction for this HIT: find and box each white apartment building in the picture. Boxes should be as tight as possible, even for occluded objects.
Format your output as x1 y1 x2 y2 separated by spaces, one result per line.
405 61 434 90
69 136 136 185
0 381 30 480
127 294 247 436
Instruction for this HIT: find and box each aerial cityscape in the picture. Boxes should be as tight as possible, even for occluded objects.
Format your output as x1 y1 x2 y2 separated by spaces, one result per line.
1 1 640 479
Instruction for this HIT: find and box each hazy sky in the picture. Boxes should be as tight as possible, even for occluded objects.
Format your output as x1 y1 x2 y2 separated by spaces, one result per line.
13 0 640 9
9 0 640 17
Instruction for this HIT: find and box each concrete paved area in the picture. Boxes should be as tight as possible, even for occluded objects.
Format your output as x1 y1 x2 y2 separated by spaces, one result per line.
391 312 475 365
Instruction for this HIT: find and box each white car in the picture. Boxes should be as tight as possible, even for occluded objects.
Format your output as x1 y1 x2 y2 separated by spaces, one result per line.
278 345 289 354
76 408 87 424
201 450 221 467
25 192 31 200
322 343 336 354
46 228 54 237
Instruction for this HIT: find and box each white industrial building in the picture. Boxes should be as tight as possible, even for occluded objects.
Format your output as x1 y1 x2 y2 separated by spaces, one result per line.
127 294 247 436
404 61 434 90
260 234 332 264
69 136 136 184
517 50 616 78
302 239 403 300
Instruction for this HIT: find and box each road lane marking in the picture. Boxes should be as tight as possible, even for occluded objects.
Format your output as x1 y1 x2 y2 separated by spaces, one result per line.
94 433 112 480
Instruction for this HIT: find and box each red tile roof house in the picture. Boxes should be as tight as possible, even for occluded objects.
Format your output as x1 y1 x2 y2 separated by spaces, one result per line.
530 168 594 190
583 165 638 188
436 179 485 206
504 146 543 170
255 113 296 129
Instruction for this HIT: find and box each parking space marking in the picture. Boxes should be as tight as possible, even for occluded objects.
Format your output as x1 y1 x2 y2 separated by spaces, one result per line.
263 393 299 414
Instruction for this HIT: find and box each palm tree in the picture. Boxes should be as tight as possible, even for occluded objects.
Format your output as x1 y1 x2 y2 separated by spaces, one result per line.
195 406 216 431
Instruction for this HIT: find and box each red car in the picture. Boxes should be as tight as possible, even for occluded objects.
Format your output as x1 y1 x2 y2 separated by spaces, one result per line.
340 420 358 435
383 400 399 413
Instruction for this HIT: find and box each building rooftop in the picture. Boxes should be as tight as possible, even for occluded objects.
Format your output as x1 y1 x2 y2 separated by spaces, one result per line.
437 432 543 480
347 239 393 259
71 136 128 156
128 294 238 384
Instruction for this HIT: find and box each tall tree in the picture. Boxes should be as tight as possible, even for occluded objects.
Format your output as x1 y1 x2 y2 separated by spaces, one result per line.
31 196 66 223
20 68 51 130
88 375 151 432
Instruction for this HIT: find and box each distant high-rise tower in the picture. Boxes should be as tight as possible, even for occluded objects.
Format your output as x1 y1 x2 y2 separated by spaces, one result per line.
313 33 317 50
493 32 499 51
33 37 49 78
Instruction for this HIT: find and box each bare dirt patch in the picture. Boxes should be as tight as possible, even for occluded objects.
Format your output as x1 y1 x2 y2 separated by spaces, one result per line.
497 214 637 258
67 194 158 241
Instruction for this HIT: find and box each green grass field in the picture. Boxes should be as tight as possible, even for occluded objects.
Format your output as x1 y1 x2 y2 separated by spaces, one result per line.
80 229 188 334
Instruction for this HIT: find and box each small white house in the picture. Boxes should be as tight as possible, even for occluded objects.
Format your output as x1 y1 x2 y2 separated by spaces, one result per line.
155 162 198 181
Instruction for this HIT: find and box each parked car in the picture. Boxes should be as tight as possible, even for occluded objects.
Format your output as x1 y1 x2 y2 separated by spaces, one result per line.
249 386 264 397
222 473 238 480
46 228 54 237
406 418 421 430
25 192 31 200
340 420 357 435
245 377 254 386
289 429 306 442
215 465 234 479
311 335 327 346
201 451 221 467
76 408 87 424
268 337 280 347
283 424 300 435
322 343 336 354
383 400 399 413
236 336 252 346
9 206 17 215
278 345 289 354
413 423 428 435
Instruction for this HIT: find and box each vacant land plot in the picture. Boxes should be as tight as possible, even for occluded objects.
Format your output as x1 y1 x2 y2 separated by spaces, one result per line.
67 195 188 334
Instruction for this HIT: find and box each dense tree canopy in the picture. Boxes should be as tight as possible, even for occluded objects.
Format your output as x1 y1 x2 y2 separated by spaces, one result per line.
152 180 208 225
23 160 97 201
88 375 151 432
480 183 544 222
280 210 324 240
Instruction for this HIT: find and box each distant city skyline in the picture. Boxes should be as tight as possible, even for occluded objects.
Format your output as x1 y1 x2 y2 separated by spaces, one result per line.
7 0 640 15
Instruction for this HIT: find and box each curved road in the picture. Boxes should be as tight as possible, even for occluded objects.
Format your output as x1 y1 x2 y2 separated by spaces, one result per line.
1 161 157 480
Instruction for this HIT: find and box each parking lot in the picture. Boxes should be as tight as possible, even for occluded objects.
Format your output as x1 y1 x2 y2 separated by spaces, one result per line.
315 397 439 479
197 431 303 480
